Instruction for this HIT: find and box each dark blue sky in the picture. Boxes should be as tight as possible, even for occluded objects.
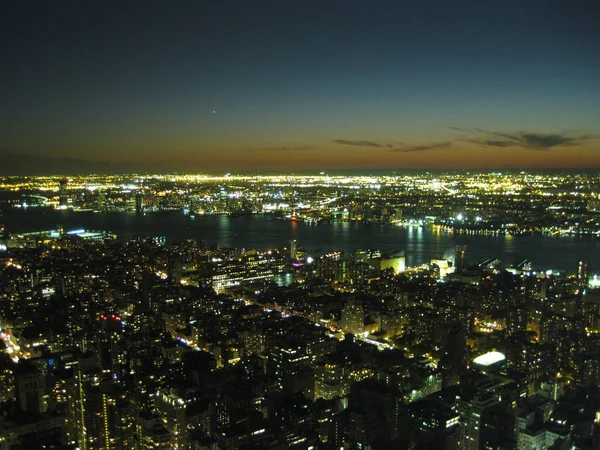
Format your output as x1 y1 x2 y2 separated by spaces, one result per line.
2 0 599 172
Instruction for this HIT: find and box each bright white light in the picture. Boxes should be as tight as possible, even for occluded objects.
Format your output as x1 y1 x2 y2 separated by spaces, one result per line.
306 257 314 264
473 351 505 367
456 214 463 221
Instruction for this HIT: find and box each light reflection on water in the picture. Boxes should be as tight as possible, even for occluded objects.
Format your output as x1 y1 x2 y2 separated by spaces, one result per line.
1 208 599 273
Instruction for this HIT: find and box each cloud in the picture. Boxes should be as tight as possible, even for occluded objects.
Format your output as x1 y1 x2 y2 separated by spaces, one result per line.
457 138 514 148
389 141 453 153
248 145 312 152
451 127 592 150
518 132 589 149
333 139 393 148
334 138 452 153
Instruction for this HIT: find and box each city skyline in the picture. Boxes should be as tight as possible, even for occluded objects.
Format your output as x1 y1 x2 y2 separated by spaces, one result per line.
2 3 600 446
2 0 600 172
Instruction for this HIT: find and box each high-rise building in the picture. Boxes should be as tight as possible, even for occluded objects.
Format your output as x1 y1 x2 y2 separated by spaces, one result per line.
137 410 171 450
440 325 467 387
15 365 47 414
316 252 346 282
135 191 145 214
409 397 461 450
347 380 404 448
458 392 499 450
76 380 135 450
58 178 69 208
506 307 528 338
341 300 364 335
97 314 129 386
156 390 189 450
539 310 558 345
454 246 469 273
479 404 515 450
268 339 313 398
578 260 590 290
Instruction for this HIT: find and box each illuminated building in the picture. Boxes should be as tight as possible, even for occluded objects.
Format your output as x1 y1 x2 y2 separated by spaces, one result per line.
156 390 189 450
75 380 135 450
316 252 346 282
506 307 528 338
58 178 69 208
268 340 313 398
315 357 348 400
458 392 499 450
431 258 453 277
211 254 280 293
137 410 171 450
3 171 600 448
367 251 406 275
341 301 364 335
0 364 14 404
97 314 128 386
516 406 571 450
472 351 506 368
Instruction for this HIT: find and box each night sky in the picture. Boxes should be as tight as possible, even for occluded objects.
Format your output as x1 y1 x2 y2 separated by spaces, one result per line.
2 0 600 173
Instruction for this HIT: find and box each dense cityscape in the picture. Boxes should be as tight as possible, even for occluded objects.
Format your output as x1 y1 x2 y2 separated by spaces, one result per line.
3 0 600 449
0 171 600 449
3 171 600 236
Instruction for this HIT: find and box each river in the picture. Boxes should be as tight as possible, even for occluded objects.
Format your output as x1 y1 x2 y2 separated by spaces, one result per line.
1 208 598 273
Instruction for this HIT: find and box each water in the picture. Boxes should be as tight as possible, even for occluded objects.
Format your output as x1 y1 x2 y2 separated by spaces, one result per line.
1 208 599 273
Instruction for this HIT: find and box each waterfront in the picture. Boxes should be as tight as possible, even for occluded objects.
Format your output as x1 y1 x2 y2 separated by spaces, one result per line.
1 208 599 273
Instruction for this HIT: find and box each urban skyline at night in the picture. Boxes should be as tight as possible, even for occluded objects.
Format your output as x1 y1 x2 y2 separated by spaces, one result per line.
2 2 600 449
